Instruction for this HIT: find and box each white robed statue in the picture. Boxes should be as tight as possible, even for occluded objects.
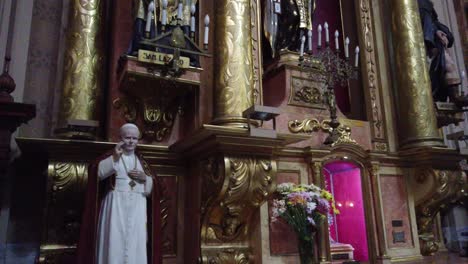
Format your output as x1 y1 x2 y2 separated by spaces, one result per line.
77 123 163 264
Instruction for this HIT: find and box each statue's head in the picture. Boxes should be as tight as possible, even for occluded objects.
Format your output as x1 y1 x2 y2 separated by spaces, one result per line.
120 123 140 152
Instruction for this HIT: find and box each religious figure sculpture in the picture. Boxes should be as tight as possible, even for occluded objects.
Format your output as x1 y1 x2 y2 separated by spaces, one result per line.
128 0 198 55
263 0 315 58
418 0 467 105
77 123 162 264
128 0 158 55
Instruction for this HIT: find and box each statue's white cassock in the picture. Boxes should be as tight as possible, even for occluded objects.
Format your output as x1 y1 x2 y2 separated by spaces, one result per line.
95 153 153 264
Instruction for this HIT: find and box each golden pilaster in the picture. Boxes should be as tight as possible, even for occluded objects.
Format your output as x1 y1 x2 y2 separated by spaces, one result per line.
56 0 104 138
212 0 254 126
313 161 331 263
200 155 276 263
389 0 443 148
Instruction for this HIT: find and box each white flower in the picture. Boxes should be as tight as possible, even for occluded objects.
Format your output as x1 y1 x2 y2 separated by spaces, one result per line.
306 202 317 214
277 182 294 194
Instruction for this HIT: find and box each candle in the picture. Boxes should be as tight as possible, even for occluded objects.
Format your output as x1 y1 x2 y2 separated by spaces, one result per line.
307 30 313 52
300 36 306 57
204 15 210 46
162 0 168 26
190 4 196 33
355 46 360 67
318 24 322 47
345 37 350 58
324 22 329 44
145 1 155 34
177 3 183 21
334 30 339 50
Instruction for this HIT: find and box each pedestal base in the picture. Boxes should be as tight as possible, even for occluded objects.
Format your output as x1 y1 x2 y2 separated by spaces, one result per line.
55 119 99 140
331 242 355 263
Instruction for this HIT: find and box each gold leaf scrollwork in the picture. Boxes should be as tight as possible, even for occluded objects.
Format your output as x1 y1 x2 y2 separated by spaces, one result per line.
288 119 330 133
203 249 249 264
142 98 176 142
415 169 466 256
294 86 322 104
214 0 254 119
40 161 88 262
373 142 388 152
113 97 137 122
59 0 103 122
201 156 276 261
331 126 358 147
359 0 385 143
289 76 326 109
48 162 88 203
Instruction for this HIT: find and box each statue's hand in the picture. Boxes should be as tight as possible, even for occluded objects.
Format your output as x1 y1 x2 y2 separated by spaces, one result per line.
436 30 448 48
113 141 124 162
128 170 147 183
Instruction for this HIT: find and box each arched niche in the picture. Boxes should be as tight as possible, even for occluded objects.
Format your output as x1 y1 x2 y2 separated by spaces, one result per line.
312 143 379 263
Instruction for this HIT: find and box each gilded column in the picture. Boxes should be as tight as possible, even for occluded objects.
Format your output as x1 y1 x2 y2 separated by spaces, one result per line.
212 0 254 127
56 0 104 138
389 0 443 148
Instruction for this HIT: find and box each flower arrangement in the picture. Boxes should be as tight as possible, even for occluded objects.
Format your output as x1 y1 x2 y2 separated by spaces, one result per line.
271 183 339 264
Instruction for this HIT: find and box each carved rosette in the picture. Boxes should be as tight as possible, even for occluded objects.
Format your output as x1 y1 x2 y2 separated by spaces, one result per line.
200 156 277 262
58 0 104 124
414 168 466 256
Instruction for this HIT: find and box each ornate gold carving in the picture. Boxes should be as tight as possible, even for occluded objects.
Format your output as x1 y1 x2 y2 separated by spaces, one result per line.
113 97 137 122
331 126 358 147
58 0 104 124
295 86 322 104
288 118 358 147
201 249 249 264
113 92 182 142
414 169 466 256
373 142 388 152
142 98 176 142
389 0 442 148
201 156 276 260
288 118 331 133
213 0 254 125
358 0 385 141
289 76 326 109
251 0 263 105
39 162 89 262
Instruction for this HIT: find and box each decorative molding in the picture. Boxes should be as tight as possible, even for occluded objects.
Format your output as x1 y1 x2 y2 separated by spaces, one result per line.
288 118 358 147
288 118 331 134
356 0 386 147
251 0 263 105
288 75 326 109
